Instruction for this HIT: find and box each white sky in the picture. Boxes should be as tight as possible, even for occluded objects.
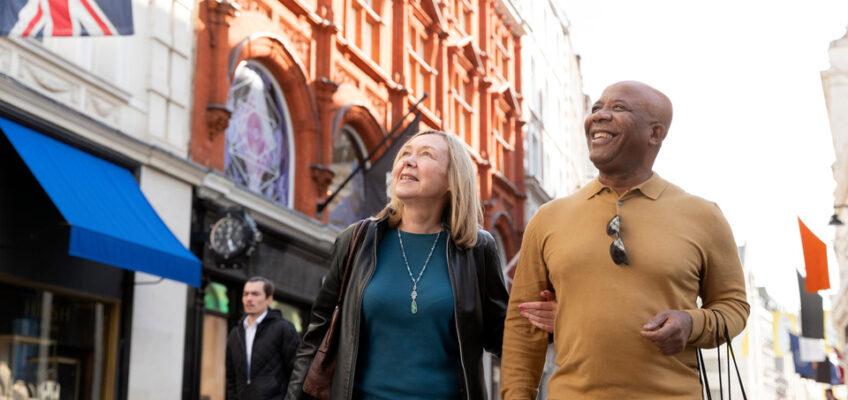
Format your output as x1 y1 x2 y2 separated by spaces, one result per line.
561 0 848 311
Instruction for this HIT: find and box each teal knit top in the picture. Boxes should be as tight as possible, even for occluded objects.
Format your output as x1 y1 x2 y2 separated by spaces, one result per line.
353 228 461 400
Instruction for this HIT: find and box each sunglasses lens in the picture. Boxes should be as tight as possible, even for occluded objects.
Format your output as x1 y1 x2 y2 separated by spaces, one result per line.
610 238 629 265
607 215 620 236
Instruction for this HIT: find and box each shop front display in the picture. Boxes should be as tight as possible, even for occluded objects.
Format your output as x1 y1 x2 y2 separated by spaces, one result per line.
0 282 118 400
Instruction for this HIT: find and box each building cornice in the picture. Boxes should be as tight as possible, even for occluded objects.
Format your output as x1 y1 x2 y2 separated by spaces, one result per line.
524 174 552 203
492 171 526 199
492 0 527 36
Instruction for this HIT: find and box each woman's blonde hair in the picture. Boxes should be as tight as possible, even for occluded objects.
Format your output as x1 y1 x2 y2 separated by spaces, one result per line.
375 130 483 248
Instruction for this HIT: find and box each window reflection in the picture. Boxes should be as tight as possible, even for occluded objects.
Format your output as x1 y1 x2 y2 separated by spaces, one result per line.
0 282 116 400
327 125 368 229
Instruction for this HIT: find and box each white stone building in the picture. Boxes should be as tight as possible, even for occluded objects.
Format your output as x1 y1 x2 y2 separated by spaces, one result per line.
0 1 200 398
516 0 593 229
825 28 848 358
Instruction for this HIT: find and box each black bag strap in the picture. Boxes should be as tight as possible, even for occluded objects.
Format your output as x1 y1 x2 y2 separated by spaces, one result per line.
716 310 747 400
710 310 723 399
697 346 712 400
702 309 747 400
317 219 370 356
336 219 370 304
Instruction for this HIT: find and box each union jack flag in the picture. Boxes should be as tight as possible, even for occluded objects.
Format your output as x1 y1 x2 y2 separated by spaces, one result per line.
0 0 133 37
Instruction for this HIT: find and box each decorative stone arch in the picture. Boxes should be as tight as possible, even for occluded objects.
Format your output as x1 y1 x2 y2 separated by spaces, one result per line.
228 33 323 215
322 95 388 228
330 103 386 156
489 211 517 287
489 210 517 259
229 33 320 136
324 120 371 229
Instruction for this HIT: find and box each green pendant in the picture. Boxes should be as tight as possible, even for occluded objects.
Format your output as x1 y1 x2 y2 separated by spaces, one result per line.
411 300 418 314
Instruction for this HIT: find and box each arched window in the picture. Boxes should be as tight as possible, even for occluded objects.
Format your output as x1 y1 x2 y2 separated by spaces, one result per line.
491 229 509 286
224 61 294 207
327 125 369 229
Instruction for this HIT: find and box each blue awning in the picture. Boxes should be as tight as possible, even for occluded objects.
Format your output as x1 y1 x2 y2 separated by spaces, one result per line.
0 117 201 287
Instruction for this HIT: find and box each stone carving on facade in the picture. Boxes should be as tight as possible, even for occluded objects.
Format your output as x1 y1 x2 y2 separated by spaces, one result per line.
0 44 11 72
334 64 358 87
310 163 335 202
86 92 121 125
364 89 387 126
279 20 311 72
18 59 79 105
205 104 231 139
234 0 271 19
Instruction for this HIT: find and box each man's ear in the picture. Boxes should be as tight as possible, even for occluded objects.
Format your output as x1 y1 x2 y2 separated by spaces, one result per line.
650 124 668 145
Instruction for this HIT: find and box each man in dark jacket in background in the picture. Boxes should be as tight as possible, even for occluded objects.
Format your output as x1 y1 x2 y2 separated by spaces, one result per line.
227 276 300 400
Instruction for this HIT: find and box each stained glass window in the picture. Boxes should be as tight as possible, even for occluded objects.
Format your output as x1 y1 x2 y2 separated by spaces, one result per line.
327 125 368 229
224 62 293 207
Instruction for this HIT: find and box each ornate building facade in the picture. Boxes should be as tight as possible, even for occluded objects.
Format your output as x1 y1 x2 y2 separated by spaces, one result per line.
188 0 527 398
192 0 527 271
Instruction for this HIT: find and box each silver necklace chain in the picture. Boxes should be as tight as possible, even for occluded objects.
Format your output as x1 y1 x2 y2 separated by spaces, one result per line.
397 229 441 314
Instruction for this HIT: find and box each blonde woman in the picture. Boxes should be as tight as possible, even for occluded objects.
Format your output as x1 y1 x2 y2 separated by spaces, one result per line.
287 130 515 400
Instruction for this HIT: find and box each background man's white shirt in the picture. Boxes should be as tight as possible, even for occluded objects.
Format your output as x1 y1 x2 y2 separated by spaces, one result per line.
244 308 268 379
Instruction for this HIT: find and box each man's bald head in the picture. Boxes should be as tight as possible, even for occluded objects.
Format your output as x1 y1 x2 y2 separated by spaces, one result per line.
584 81 674 182
606 81 673 132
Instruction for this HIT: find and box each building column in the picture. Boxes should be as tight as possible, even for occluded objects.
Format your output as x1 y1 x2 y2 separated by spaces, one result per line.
127 166 194 399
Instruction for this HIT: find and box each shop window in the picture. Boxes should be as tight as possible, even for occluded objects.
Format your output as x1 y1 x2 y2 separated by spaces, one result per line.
327 125 369 230
224 61 294 207
347 0 382 62
0 282 118 400
204 282 230 314
270 300 304 334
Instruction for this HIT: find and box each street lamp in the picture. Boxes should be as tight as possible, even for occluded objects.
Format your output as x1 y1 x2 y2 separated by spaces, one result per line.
829 205 848 226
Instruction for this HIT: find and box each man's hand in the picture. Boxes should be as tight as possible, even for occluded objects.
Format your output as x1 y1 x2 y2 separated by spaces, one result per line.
640 310 692 356
518 290 557 333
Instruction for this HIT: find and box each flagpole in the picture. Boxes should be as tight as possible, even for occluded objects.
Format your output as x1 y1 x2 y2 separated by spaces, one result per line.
317 93 428 214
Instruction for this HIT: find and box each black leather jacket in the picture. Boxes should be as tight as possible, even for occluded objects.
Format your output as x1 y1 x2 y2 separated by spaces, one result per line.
286 217 509 400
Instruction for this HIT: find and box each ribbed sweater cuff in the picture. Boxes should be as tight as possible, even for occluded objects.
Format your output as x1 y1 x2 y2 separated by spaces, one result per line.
684 309 705 344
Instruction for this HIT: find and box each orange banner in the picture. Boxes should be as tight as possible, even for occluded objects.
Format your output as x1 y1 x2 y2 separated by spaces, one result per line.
798 217 830 293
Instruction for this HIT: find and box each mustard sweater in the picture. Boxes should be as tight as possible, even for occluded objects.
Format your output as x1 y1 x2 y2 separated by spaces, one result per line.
500 174 749 399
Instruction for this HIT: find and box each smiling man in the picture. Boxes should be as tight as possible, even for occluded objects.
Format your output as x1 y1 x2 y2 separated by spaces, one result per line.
500 81 750 399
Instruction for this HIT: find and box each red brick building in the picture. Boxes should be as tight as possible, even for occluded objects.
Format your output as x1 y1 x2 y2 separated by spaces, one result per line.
192 0 526 255
187 0 526 397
